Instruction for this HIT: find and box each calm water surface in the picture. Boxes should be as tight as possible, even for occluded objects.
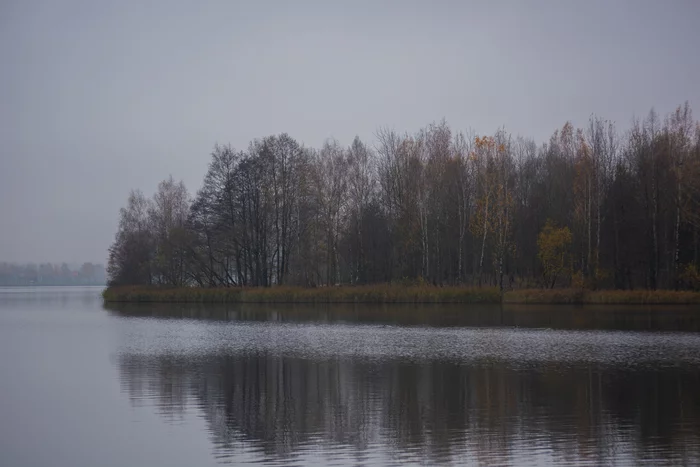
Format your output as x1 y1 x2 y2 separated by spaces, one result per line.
1 287 700 466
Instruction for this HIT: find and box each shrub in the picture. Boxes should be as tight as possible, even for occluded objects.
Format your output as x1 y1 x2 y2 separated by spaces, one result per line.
680 263 700 291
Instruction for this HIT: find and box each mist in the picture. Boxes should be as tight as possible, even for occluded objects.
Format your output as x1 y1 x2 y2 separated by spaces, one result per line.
1 0 698 264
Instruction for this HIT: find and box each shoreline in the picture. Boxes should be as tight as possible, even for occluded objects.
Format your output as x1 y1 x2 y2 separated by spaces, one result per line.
102 286 700 305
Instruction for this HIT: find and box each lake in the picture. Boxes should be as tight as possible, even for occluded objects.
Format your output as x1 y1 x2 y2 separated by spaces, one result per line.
1 287 700 466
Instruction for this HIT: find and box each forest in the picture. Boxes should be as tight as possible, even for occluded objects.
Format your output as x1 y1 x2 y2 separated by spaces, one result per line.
107 103 700 291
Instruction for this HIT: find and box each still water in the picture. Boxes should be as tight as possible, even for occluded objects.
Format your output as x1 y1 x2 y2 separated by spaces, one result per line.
1 287 700 466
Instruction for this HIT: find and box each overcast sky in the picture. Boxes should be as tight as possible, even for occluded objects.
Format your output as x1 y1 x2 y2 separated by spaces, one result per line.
1 0 698 264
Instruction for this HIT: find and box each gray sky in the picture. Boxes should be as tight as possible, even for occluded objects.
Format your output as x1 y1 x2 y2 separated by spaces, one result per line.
1 0 699 264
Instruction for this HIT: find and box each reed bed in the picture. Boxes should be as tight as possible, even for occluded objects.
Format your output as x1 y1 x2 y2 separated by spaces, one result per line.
503 289 700 304
102 285 502 304
102 285 700 305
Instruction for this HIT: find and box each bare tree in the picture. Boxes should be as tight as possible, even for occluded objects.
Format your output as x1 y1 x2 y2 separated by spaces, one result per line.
312 139 349 285
149 176 191 286
346 136 376 283
108 102 700 290
107 190 153 285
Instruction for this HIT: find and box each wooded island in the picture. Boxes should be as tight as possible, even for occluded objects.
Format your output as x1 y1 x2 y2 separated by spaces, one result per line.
105 103 700 303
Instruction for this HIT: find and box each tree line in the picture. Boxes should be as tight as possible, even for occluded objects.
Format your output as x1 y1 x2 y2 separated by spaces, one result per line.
108 103 700 290
0 262 106 286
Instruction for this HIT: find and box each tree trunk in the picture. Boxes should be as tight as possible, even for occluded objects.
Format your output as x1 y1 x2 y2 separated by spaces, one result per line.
478 196 489 286
587 176 592 277
674 177 681 289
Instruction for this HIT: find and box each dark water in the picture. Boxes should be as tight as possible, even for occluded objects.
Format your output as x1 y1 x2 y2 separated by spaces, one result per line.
1 288 700 466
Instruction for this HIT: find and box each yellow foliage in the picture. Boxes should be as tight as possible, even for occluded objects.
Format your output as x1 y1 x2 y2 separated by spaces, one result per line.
571 270 585 289
537 219 572 288
474 135 495 150
680 263 700 291
469 196 493 237
594 268 611 287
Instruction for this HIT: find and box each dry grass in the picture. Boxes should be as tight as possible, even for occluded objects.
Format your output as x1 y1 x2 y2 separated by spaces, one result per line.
503 288 700 304
102 286 700 305
102 284 502 304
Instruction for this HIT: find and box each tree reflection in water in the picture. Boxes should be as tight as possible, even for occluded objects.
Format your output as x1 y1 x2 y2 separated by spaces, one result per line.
118 351 700 465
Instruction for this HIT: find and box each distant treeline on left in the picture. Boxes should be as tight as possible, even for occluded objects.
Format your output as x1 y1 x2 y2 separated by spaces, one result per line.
0 262 107 286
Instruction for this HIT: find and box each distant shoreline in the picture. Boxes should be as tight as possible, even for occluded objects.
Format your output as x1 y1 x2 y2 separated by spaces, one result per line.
102 286 700 305
0 283 106 287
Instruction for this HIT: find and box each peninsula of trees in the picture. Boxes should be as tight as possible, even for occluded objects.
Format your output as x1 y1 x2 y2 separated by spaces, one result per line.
107 103 700 295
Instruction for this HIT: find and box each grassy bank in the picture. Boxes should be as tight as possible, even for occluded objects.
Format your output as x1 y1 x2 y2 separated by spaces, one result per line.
102 285 502 304
102 285 700 305
503 289 700 305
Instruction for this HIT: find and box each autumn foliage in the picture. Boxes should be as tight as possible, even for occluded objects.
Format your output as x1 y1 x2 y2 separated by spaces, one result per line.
537 220 572 288
107 103 700 292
